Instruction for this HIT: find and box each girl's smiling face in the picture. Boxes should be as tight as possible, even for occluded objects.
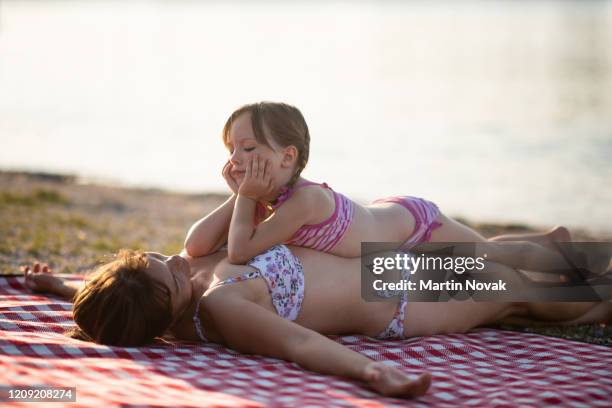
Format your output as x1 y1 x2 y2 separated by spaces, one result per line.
226 112 285 185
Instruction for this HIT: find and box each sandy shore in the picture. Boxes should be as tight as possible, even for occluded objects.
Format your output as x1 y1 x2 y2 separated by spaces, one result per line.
0 170 609 275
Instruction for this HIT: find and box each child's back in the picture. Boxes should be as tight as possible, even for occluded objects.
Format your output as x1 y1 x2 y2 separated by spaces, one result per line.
278 180 423 257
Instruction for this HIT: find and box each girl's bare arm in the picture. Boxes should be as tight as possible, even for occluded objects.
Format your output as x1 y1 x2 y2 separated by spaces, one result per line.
227 191 313 264
228 154 315 264
185 160 244 258
184 194 236 257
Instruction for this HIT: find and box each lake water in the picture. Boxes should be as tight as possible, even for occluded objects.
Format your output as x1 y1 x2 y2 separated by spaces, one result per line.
1 0 611 233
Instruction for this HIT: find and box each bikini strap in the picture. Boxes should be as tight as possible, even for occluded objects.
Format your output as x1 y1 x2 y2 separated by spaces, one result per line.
193 270 260 342
212 271 260 288
193 296 208 342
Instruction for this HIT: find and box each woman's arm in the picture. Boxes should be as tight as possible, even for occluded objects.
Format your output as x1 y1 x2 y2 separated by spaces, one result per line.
206 294 431 398
184 194 236 257
23 263 80 301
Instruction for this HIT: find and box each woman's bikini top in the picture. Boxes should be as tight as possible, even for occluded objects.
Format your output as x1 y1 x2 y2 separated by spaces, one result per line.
193 245 305 342
271 180 355 253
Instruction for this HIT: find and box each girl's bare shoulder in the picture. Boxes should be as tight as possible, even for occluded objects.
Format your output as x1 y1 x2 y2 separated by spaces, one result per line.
287 182 331 208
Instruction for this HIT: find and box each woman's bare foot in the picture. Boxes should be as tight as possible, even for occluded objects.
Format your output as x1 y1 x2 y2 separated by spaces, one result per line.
363 362 431 398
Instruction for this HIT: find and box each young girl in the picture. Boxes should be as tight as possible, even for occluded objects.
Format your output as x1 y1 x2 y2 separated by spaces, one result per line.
185 102 575 275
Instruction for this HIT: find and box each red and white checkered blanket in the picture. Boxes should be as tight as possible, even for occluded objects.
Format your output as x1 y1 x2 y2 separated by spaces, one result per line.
1 275 611 407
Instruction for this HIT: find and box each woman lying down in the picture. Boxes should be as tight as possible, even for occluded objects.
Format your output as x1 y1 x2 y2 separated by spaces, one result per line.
23 241 610 399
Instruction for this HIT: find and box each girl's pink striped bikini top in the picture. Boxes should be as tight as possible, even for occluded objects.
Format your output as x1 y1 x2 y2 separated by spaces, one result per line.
270 180 355 252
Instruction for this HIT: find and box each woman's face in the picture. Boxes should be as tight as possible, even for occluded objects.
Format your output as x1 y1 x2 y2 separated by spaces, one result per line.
144 253 193 320
226 112 284 185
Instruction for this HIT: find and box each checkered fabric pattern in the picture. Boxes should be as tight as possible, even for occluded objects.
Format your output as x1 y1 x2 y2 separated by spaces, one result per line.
1 275 611 407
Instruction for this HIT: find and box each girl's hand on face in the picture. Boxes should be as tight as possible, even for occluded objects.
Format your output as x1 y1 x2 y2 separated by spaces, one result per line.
363 362 431 398
238 155 275 201
23 263 64 294
222 160 240 194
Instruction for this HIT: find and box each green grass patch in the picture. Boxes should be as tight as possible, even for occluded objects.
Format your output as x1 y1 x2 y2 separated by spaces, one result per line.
0 189 69 207
91 239 118 252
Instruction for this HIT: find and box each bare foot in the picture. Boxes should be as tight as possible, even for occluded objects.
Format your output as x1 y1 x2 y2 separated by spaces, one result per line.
546 227 575 280
546 227 612 278
542 226 571 249
363 362 431 398
540 227 598 281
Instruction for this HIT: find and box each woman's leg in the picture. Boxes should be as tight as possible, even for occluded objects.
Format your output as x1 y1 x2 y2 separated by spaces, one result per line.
403 260 520 337
404 300 609 337
500 302 611 326
402 260 609 338
403 300 518 337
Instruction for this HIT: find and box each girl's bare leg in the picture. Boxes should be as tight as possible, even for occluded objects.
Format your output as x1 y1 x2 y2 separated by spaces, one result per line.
489 226 571 249
428 218 574 276
489 226 611 277
425 214 551 275
430 214 570 249
428 213 488 242
427 215 568 244
487 227 576 280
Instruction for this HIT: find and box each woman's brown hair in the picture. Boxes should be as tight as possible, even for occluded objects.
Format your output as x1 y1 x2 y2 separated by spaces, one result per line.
222 101 310 187
65 250 173 347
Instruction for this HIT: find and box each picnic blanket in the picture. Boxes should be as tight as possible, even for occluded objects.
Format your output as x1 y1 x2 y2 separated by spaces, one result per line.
1 275 611 407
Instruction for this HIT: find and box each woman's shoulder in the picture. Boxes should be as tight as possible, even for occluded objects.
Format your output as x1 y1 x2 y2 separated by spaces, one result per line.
211 258 257 282
203 260 266 312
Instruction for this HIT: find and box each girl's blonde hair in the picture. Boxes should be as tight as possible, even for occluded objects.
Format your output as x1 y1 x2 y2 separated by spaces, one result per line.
222 102 310 187
65 250 173 346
